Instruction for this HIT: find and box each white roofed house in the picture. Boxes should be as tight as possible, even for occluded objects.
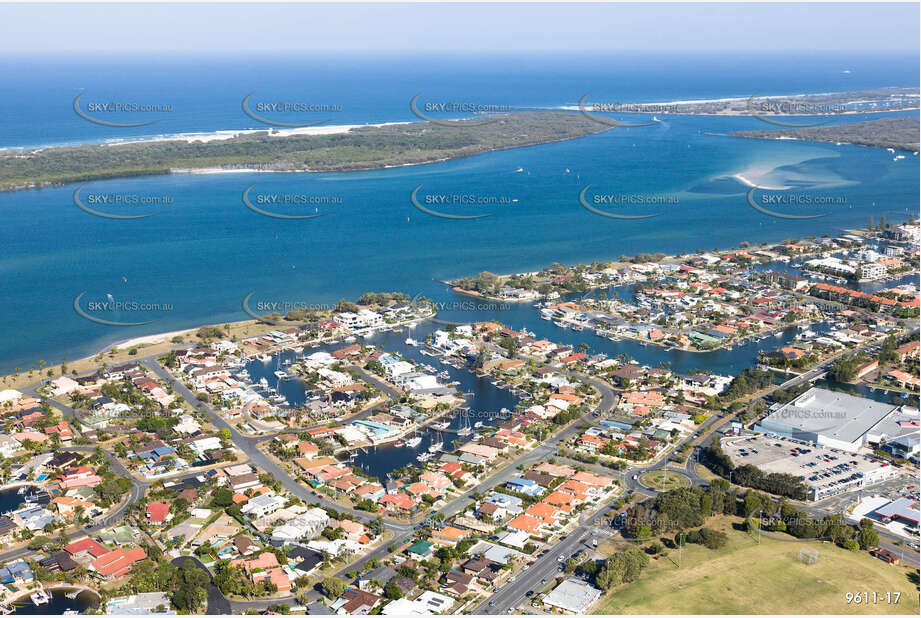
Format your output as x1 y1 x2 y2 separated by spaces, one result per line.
269 507 330 545
317 368 353 388
0 434 22 458
174 414 202 435
240 493 287 519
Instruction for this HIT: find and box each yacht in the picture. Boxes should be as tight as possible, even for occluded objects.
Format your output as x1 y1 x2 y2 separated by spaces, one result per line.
431 420 450 431
236 369 250 379
257 353 272 362
344 336 357 343
457 426 472 436
428 442 443 453
405 338 418 346
405 436 422 448
30 591 50 606
274 370 289 380
417 452 432 463
474 421 483 428
553 320 568 329
64 591 80 600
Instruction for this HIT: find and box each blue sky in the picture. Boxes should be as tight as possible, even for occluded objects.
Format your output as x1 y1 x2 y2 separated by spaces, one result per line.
2 2 918 53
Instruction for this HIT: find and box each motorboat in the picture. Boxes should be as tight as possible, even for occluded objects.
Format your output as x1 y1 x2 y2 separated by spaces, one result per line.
405 436 422 448
64 590 80 600
257 353 272 362
428 442 443 453
405 338 418 346
274 370 289 380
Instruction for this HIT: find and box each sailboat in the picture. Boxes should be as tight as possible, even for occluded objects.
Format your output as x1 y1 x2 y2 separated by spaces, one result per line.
457 414 472 436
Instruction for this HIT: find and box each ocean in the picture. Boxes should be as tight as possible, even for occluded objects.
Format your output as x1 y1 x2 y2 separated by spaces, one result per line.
0 52 917 374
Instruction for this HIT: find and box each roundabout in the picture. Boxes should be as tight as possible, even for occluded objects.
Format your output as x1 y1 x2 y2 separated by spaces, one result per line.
638 469 692 491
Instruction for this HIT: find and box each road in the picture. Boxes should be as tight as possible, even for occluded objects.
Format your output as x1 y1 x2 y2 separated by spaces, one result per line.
142 358 403 530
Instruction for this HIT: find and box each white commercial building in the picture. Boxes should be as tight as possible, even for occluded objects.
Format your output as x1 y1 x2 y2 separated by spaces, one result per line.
755 388 917 453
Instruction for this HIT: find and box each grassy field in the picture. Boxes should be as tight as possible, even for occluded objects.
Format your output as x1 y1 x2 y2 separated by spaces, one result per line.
639 470 691 491
594 516 920 615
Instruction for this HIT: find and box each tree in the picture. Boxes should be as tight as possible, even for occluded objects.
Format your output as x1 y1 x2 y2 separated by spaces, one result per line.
384 580 404 600
172 560 209 612
320 577 347 600
210 488 235 508
857 526 879 550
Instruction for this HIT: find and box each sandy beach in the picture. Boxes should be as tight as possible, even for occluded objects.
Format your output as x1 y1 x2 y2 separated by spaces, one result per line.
107 327 198 351
102 121 413 148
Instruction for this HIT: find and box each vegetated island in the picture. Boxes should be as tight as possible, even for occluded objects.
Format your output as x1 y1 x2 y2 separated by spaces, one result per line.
598 87 919 116
729 116 921 152
0 111 610 192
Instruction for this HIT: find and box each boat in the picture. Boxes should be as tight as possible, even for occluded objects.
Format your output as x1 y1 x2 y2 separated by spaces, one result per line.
774 331 783 337
274 370 289 380
431 421 450 431
394 440 405 447
417 452 432 462
64 612 80 616
405 338 418 346
553 320 568 329
344 336 357 343
457 426 472 436
236 369 250 379
259 377 269 388
428 442 443 453
64 590 80 600
257 353 272 362
474 421 483 428
405 436 422 448
30 591 50 606
291 346 304 353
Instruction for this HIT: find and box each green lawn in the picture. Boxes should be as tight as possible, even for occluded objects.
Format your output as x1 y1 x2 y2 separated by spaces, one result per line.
639 470 691 491
594 516 920 615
